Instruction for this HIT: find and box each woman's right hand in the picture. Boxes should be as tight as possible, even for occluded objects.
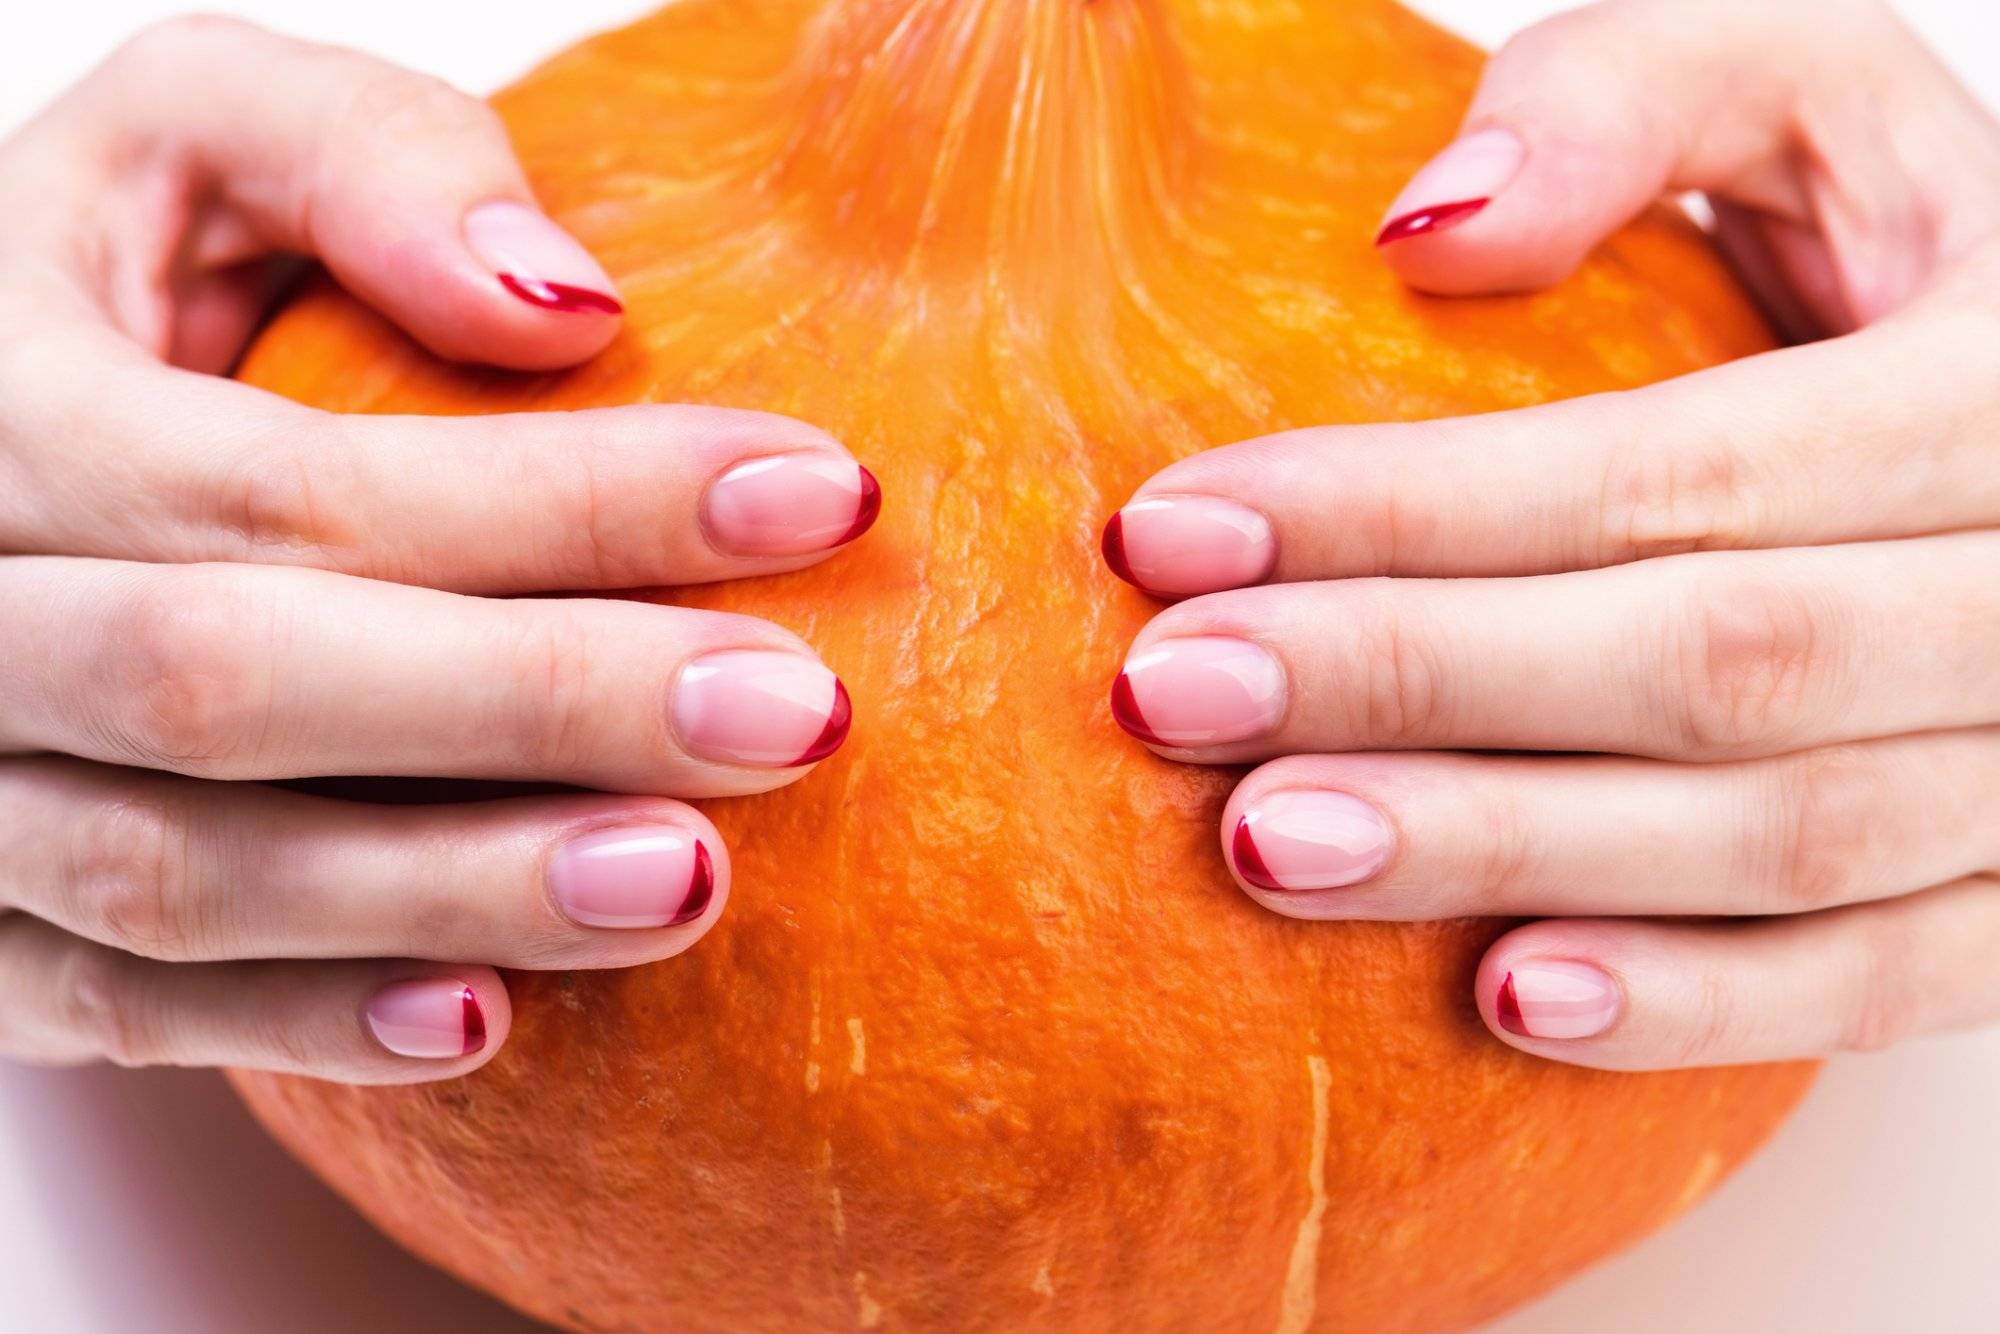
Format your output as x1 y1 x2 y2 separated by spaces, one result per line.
0 18 877 1084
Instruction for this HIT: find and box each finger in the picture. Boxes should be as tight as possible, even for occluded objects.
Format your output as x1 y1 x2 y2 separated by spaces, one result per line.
0 558 853 794
1219 732 2000 921
45 16 626 369
0 757 728 967
1099 312 2000 596
1472 875 2000 1069
1110 533 2000 762
1369 0 2000 306
0 915 508 1084
0 331 878 592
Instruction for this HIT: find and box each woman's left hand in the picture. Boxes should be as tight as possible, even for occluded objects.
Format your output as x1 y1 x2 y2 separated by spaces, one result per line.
1102 0 2000 1070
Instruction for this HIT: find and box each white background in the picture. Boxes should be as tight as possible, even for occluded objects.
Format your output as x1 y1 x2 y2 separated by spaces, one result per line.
1 3 1996 1332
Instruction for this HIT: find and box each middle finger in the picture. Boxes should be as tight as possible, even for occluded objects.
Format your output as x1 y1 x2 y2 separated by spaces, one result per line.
0 556 852 793
1112 532 2000 762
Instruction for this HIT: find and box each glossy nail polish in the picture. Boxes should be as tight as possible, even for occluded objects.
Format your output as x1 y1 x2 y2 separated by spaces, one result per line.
1102 497 1276 598
1375 127 1526 245
673 650 851 767
366 979 486 1059
704 455 881 555
1111 636 1285 747
464 200 624 314
1495 962 1620 1040
1232 790 1393 891
551 826 716 929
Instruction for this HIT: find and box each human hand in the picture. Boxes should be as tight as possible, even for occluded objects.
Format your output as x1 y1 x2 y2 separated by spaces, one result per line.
1103 0 2000 1069
0 18 876 1083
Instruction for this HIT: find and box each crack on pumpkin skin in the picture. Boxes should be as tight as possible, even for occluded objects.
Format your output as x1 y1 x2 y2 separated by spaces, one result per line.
1276 1054 1334 1334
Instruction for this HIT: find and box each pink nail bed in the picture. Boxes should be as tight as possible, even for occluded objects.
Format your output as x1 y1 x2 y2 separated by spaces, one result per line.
366 979 485 1060
1111 636 1285 747
1375 126 1526 246
673 650 851 767
704 455 881 555
464 200 624 314
1495 962 1621 1041
1103 497 1276 598
551 826 715 929
1232 790 1393 891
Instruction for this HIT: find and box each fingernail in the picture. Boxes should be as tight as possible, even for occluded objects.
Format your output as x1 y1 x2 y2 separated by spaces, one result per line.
704 455 881 556
673 649 851 767
1103 497 1276 598
1376 127 1526 246
1111 636 1285 747
464 200 624 314
366 979 486 1059
550 826 715 929
1495 963 1621 1040
1232 790 1393 891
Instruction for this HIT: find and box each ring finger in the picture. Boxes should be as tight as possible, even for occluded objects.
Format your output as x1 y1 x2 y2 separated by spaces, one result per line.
0 756 730 967
1220 729 2000 920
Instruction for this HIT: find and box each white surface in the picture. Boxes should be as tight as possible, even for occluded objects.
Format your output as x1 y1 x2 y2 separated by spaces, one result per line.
2 3 1997 1332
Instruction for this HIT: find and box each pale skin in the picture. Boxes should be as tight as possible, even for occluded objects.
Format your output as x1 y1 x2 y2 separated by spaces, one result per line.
1 0 1995 1084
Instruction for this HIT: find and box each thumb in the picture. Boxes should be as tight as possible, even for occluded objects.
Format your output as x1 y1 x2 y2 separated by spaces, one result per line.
1371 0 1975 311
63 16 624 371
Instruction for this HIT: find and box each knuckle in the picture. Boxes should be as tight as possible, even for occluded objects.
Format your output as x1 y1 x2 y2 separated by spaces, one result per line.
1669 575 1826 755
1598 425 1756 564
1766 747 1893 912
1348 594 1451 747
108 14 257 71
208 415 363 570
549 426 647 588
56 944 155 1068
1672 965 1749 1068
101 572 273 773
501 607 602 774
60 797 200 960
1840 917 1925 1053
329 65 506 155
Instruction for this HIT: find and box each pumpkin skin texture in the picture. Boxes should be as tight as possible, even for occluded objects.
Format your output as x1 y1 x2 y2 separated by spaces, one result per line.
228 2 1817 1330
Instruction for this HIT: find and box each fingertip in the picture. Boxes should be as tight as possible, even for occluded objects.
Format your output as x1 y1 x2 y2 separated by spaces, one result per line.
327 200 627 373
463 200 623 316
1475 932 1624 1050
361 967 511 1080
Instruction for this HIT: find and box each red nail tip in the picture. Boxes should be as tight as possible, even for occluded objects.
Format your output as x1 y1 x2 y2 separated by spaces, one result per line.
1374 197 1491 247
1110 672 1164 744
497 272 625 315
459 987 487 1056
836 466 883 546
1232 817 1285 890
1496 973 1528 1037
670 841 715 926
791 678 852 766
1101 511 1139 588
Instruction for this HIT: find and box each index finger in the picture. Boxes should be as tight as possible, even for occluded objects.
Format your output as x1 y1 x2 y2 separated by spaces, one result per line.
1102 314 2000 597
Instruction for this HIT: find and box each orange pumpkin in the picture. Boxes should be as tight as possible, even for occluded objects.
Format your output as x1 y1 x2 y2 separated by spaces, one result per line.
229 2 1815 1330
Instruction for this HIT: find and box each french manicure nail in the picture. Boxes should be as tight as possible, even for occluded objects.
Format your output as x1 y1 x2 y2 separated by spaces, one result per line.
464 200 624 314
673 649 851 767
704 455 881 555
366 979 486 1059
1232 790 1393 891
551 826 715 929
1103 497 1276 598
1495 962 1621 1040
1111 636 1285 747
1376 127 1526 246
